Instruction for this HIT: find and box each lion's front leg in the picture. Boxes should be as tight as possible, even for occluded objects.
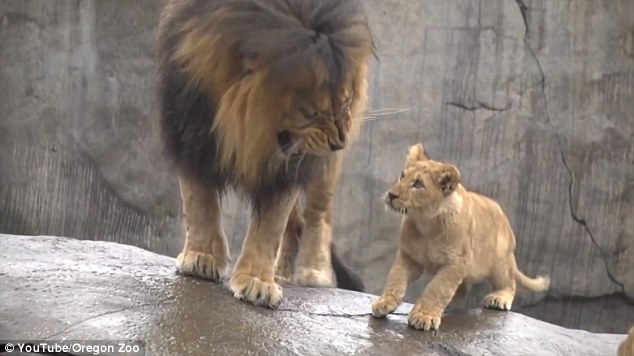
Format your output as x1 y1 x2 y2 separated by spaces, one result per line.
293 156 342 288
175 174 230 282
230 191 299 308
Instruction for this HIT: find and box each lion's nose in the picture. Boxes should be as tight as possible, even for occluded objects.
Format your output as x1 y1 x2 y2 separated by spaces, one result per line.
329 141 344 151
387 192 398 201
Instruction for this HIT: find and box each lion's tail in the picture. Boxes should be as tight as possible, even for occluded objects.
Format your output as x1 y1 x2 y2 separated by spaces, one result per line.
330 243 365 292
514 267 550 293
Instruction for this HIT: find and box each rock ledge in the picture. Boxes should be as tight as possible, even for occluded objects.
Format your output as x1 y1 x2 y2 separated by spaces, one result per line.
0 234 625 356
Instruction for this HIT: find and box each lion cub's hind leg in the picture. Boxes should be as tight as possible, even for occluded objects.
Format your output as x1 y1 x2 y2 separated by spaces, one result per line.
482 262 516 311
230 192 299 308
176 174 230 282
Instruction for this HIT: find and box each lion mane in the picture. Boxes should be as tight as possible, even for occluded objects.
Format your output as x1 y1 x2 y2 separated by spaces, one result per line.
156 0 374 307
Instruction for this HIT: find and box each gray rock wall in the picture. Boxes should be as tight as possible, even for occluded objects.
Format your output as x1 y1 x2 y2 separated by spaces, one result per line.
1 0 632 333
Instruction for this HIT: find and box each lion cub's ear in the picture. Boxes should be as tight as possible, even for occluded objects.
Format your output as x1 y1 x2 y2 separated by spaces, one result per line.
406 143 431 166
437 164 461 196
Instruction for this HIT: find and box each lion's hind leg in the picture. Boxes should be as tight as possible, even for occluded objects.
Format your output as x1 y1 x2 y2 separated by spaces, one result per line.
230 191 299 308
176 174 230 282
293 158 342 288
274 202 303 284
482 260 516 311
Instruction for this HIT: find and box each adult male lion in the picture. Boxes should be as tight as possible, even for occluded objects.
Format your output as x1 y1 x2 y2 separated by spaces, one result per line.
156 0 375 308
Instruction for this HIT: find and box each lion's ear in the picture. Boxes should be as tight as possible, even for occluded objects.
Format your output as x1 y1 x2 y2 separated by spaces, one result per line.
437 164 460 196
406 143 430 165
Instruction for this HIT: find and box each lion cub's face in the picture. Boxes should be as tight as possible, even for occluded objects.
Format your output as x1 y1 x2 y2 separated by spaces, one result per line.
277 86 356 157
385 144 461 215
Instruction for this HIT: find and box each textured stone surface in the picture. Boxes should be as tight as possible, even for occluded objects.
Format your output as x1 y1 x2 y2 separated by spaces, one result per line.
0 0 632 333
0 234 627 356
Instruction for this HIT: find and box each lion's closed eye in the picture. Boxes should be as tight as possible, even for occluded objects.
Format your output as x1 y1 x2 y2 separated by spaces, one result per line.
301 107 319 120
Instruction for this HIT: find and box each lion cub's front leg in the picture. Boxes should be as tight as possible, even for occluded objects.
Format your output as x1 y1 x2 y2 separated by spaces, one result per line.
409 263 467 331
229 191 299 308
372 250 423 318
175 174 230 282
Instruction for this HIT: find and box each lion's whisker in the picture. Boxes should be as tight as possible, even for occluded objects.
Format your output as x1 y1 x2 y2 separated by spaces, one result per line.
282 141 304 179
363 116 405 122
363 107 412 115
284 155 291 177
294 153 306 182
357 107 412 122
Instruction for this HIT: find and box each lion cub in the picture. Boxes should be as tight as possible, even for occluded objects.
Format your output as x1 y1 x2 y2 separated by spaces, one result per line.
619 327 634 356
371 143 550 331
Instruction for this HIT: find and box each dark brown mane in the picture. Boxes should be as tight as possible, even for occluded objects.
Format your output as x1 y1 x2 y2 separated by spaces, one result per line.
221 0 377 90
157 0 375 198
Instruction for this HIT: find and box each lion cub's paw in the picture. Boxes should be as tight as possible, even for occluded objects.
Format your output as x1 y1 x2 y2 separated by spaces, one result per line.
229 274 283 308
408 308 442 331
293 266 335 288
176 251 228 282
482 291 514 311
371 294 401 318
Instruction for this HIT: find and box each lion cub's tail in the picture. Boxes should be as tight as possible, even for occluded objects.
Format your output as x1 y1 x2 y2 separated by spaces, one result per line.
514 268 550 292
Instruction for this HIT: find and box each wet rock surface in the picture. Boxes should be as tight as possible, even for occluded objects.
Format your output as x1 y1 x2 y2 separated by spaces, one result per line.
0 234 626 356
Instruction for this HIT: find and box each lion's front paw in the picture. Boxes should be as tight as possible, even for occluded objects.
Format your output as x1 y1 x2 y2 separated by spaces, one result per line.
293 266 335 288
371 294 401 318
482 291 514 311
408 308 442 331
229 273 283 308
176 251 229 282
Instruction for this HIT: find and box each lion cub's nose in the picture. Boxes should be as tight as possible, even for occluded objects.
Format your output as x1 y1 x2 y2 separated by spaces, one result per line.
387 192 398 201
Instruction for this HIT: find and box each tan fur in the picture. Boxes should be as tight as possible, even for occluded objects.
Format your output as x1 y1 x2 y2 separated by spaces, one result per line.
158 0 374 308
176 176 230 281
290 157 343 286
619 327 634 356
372 143 550 331
167 12 372 189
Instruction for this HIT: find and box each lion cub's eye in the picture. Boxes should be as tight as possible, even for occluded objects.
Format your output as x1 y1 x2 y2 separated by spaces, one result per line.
412 179 424 189
400 171 405 180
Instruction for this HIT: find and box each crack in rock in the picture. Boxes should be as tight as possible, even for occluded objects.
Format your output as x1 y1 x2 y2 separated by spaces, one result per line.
445 101 511 112
44 297 175 340
276 308 409 318
559 151 626 293
512 0 625 293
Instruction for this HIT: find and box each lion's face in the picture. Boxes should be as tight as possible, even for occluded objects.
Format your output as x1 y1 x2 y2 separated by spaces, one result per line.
277 86 355 157
385 144 461 215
